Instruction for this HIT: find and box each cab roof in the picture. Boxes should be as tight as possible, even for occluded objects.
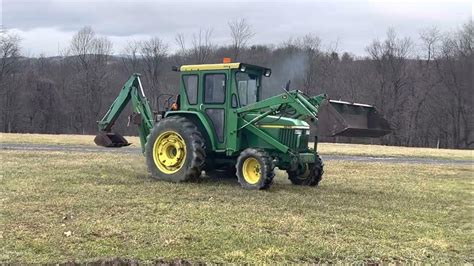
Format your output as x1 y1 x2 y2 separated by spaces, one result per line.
180 62 269 72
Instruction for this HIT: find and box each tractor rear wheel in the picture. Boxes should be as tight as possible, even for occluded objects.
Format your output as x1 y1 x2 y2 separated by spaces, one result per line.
145 116 206 182
236 148 274 190
287 155 324 186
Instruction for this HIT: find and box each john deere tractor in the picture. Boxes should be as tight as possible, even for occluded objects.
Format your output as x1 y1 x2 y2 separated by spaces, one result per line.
95 61 390 190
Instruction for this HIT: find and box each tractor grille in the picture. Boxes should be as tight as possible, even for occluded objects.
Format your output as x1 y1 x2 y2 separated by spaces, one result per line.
279 129 309 150
300 133 310 149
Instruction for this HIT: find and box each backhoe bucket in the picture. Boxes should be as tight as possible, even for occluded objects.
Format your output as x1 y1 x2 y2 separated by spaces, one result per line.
318 100 391 138
94 132 131 147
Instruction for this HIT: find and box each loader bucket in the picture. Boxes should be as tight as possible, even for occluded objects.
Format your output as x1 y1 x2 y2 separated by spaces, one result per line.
94 132 131 147
318 100 391 138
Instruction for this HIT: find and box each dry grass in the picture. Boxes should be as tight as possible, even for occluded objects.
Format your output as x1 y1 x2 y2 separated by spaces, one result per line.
318 142 473 161
2 133 472 161
0 133 140 148
1 148 472 263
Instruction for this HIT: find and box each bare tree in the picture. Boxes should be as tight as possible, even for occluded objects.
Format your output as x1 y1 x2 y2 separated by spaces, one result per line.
405 27 442 146
69 26 95 70
92 36 113 67
175 33 187 56
433 21 473 148
0 33 21 82
67 26 113 133
298 34 321 94
228 18 255 60
69 26 113 70
191 28 214 63
366 28 413 145
139 37 168 88
138 37 168 108
420 27 441 61
121 40 141 73
0 32 21 132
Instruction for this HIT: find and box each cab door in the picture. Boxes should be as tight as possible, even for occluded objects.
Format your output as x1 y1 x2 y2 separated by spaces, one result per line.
201 71 229 151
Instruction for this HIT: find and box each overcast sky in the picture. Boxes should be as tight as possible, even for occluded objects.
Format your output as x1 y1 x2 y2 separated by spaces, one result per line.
1 0 472 57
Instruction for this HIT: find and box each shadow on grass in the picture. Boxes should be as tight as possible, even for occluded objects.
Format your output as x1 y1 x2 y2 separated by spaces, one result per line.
199 172 240 187
124 169 319 194
197 171 320 194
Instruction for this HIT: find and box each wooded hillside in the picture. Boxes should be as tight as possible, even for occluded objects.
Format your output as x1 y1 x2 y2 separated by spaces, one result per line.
1 20 472 148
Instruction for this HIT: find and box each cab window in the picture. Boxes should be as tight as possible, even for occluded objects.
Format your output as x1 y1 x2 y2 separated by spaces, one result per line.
204 74 226 104
236 72 259 106
182 75 198 104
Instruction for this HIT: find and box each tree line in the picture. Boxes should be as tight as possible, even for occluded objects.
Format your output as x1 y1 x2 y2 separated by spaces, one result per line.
0 19 472 149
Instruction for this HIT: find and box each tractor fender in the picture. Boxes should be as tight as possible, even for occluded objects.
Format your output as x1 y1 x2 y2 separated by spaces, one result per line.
164 111 217 151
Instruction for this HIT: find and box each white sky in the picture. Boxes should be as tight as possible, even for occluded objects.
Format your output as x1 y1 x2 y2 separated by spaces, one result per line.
1 0 472 57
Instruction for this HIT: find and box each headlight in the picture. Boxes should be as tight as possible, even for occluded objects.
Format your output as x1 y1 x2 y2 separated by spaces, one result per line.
240 65 246 72
264 69 272 77
306 130 310 135
295 129 302 135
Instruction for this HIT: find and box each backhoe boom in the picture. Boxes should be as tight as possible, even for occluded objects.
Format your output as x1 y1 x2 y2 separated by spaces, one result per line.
95 74 154 152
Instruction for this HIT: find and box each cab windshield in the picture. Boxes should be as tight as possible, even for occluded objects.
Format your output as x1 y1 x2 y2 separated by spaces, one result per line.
235 72 260 106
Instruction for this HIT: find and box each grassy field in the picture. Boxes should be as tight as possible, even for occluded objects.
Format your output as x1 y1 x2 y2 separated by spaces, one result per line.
318 142 473 161
1 133 473 160
0 133 136 147
1 141 473 263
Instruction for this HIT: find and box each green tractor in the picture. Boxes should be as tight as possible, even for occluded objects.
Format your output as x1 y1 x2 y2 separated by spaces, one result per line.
95 62 390 190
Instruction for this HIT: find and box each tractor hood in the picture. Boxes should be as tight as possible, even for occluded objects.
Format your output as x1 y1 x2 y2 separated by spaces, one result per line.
244 114 310 129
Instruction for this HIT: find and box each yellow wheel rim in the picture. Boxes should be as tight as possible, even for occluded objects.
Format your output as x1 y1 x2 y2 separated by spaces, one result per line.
242 157 261 184
153 131 186 174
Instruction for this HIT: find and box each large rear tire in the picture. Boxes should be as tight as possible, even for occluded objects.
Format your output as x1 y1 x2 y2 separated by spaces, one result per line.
236 148 274 190
145 116 206 182
287 154 324 186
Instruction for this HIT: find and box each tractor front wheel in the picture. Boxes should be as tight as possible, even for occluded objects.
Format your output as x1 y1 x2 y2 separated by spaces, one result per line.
287 155 324 186
145 116 206 182
236 148 274 190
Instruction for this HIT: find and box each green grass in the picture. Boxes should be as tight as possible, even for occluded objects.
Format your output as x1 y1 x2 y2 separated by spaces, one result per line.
2 133 472 161
1 149 472 263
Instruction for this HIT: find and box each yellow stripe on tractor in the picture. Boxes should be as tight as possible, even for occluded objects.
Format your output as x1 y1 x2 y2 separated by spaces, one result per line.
180 63 241 71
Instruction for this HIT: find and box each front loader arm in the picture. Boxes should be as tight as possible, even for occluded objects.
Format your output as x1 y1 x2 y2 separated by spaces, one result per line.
232 87 390 156
236 90 328 127
95 73 154 152
231 91 327 154
236 89 391 139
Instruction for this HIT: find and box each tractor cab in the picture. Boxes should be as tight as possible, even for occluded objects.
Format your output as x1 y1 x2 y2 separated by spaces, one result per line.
172 62 272 154
177 62 270 109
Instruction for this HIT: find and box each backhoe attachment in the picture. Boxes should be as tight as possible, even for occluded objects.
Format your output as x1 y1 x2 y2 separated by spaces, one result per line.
94 73 154 151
